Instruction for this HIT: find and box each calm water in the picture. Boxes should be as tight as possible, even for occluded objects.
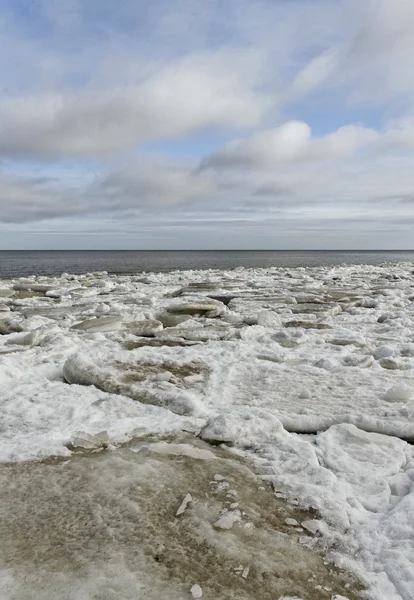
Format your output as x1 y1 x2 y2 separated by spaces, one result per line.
0 250 413 278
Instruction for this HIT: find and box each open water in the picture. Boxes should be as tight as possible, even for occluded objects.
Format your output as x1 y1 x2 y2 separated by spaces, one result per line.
1 250 414 278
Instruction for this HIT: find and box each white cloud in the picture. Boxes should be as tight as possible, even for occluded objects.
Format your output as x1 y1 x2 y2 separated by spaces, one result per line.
201 122 379 170
0 50 267 160
333 0 414 107
293 51 340 95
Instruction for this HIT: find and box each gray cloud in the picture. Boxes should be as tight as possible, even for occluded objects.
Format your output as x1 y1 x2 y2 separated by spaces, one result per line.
0 174 90 223
252 184 294 198
2 143 414 231
0 53 266 160
96 160 216 208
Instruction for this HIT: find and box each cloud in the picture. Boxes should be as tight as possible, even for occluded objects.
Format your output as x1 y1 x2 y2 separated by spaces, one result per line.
293 51 340 95
0 155 219 224
0 174 87 223
201 122 379 170
1 0 414 249
0 51 267 160
344 0 414 106
3 132 413 233
96 159 215 207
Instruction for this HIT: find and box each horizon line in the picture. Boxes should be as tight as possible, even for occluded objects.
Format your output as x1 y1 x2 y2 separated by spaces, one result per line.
1 249 414 253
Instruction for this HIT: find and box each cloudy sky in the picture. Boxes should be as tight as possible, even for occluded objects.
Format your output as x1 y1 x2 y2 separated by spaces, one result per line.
1 0 414 249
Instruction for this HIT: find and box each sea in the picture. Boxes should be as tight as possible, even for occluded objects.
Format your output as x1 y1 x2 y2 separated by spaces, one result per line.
0 250 414 278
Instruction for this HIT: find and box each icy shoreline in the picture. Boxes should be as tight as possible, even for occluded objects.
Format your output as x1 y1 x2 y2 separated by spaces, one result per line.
0 435 361 600
1 262 414 599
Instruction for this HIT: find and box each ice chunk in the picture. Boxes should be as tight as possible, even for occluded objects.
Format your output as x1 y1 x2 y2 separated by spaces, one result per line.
63 352 207 416
329 334 366 346
68 432 106 450
190 584 203 598
0 318 23 335
357 355 374 369
360 297 378 308
156 324 236 342
63 352 101 386
241 567 249 579
168 302 221 315
126 319 163 337
214 510 241 529
379 357 407 370
175 493 193 516
377 313 394 323
13 283 52 293
157 312 193 327
222 311 242 324
314 358 338 370
257 311 282 327
200 411 284 445
71 316 123 333
374 345 395 360
384 384 414 403
5 330 40 346
343 354 374 368
0 287 14 297
301 520 321 535
45 289 71 298
273 329 308 347
179 281 222 292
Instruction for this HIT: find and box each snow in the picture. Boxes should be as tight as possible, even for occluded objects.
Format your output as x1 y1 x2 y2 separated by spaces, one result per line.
1 261 414 598
247 422 414 599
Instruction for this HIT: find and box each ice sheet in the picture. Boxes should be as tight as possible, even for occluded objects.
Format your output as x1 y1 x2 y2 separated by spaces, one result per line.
1 262 414 598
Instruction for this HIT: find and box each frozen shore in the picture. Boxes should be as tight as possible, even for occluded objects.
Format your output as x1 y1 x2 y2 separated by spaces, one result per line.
1 261 414 599
0 435 360 600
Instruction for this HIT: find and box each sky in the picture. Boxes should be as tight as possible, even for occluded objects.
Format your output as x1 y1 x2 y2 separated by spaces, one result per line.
1 0 414 249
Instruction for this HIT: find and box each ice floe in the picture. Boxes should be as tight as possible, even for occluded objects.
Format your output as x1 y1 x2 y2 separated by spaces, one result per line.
1 261 414 598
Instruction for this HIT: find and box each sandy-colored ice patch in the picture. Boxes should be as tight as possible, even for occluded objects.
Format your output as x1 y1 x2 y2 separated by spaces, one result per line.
0 435 360 600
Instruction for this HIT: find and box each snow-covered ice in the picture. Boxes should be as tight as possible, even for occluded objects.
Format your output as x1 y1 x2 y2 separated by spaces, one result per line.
1 262 414 599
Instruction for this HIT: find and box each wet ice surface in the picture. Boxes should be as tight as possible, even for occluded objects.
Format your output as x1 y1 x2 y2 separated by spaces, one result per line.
1 262 414 599
0 436 360 600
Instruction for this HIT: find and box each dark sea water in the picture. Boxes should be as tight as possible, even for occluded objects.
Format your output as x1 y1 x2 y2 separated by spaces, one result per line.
0 250 413 278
